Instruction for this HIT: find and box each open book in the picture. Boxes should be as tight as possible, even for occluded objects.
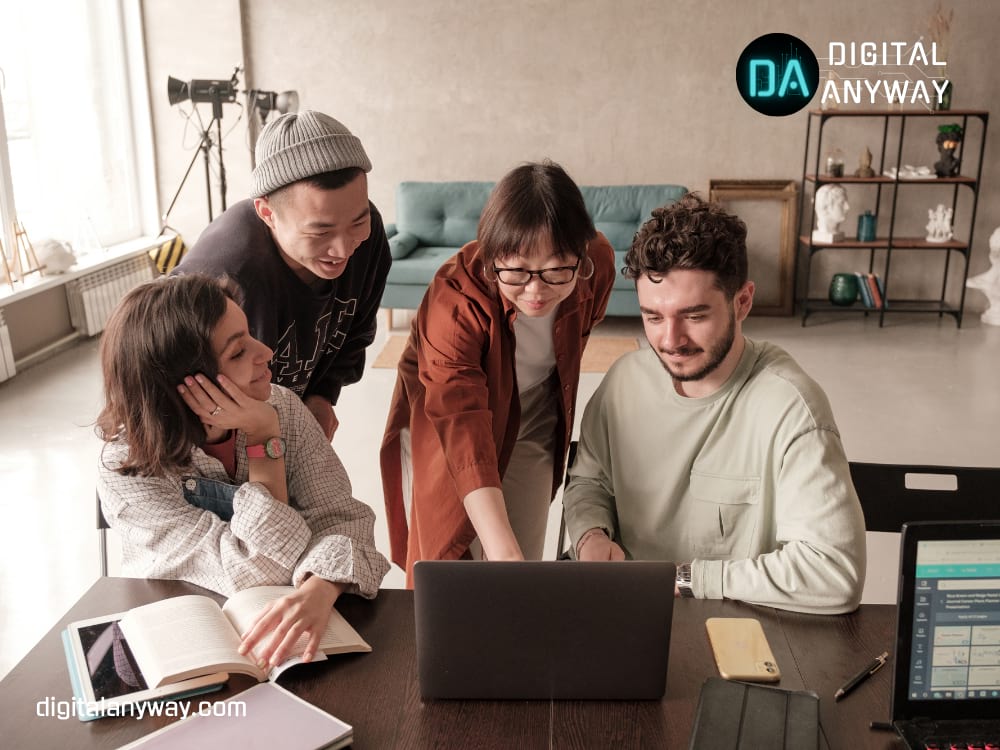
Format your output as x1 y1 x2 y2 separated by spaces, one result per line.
116 586 371 686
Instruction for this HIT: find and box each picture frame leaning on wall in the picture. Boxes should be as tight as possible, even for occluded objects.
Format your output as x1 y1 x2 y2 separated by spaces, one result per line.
708 179 798 316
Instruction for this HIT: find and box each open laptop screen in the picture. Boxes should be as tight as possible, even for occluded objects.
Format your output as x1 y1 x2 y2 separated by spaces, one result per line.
893 521 1000 723
908 538 1000 700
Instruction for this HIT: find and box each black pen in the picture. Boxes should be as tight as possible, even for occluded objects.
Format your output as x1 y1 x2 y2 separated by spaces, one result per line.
835 651 889 701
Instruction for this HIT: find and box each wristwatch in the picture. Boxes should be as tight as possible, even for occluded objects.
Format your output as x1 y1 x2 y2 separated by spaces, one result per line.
676 562 694 598
245 436 286 460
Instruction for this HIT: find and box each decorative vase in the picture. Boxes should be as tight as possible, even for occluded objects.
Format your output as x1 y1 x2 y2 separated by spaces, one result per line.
829 273 859 306
857 211 877 242
933 80 952 111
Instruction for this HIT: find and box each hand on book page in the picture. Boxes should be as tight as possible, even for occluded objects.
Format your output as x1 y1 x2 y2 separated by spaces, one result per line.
232 579 350 667
237 577 344 667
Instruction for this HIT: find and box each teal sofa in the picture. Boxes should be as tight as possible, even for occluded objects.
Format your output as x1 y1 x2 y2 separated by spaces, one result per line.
382 181 688 318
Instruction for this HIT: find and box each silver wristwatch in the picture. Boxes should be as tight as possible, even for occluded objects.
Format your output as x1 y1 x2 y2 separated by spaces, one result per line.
676 562 694 598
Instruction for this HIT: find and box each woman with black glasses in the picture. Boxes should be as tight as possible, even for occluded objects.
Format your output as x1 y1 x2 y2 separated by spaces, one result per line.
380 161 616 584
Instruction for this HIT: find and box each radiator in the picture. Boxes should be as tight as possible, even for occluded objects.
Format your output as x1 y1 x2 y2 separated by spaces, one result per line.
0 309 14 382
66 255 156 337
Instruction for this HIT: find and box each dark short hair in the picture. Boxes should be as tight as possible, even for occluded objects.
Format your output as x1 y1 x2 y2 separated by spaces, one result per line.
96 274 242 477
477 161 596 266
267 166 365 208
623 193 748 298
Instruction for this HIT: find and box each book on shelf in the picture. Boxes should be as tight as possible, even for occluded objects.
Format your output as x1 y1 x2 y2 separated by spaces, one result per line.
854 273 874 308
62 586 370 719
866 273 883 310
874 274 887 309
117 682 353 750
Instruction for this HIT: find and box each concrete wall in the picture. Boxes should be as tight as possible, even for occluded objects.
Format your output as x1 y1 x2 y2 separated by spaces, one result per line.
142 0 1000 309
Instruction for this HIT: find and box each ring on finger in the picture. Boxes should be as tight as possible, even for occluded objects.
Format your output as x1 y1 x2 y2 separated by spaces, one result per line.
210 406 222 417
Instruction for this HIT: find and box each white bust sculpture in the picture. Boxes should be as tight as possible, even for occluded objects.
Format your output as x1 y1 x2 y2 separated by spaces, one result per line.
966 227 1000 326
925 204 954 243
812 184 849 242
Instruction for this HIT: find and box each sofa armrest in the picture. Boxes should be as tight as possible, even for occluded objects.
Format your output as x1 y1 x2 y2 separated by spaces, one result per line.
385 222 397 239
388 231 420 260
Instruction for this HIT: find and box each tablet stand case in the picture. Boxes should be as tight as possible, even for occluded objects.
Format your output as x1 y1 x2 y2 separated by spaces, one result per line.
688 677 820 750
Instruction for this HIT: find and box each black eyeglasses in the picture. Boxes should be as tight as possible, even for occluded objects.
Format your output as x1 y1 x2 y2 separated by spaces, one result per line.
491 261 581 286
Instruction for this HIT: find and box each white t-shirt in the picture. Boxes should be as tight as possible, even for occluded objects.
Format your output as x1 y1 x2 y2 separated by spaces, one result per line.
513 310 556 393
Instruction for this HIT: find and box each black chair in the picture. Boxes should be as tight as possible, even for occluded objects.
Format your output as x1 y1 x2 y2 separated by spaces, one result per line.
849 461 1000 603
97 489 110 576
848 461 1000 532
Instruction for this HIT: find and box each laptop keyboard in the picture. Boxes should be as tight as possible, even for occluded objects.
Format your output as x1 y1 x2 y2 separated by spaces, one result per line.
922 740 1000 749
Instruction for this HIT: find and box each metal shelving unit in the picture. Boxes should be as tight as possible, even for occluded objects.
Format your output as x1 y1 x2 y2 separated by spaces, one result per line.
798 108 989 326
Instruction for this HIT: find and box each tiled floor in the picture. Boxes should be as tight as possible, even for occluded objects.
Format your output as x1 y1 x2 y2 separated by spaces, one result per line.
2 308 999 679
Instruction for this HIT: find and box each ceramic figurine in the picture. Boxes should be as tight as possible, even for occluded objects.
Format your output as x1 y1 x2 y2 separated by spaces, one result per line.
854 146 876 178
36 239 77 275
934 124 963 178
925 204 954 243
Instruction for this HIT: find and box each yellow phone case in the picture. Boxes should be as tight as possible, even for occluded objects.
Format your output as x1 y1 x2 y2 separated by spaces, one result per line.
705 617 781 682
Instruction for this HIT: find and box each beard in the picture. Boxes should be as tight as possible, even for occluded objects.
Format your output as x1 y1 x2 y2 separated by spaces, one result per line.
651 308 736 383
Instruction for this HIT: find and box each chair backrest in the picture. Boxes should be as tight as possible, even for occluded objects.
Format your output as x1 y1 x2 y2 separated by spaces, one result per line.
849 462 1000 532
849 461 1000 604
555 440 578 560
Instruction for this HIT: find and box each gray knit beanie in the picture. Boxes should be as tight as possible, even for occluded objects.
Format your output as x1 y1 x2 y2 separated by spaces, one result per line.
250 111 372 198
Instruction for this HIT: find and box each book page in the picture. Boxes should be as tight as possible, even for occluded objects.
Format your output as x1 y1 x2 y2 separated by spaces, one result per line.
119 595 262 686
222 586 371 668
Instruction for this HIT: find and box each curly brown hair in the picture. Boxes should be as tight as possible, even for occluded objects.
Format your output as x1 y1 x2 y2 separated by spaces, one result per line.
623 193 748 298
96 274 243 477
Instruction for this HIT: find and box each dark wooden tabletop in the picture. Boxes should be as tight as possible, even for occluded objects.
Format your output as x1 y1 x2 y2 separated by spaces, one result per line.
0 577 906 749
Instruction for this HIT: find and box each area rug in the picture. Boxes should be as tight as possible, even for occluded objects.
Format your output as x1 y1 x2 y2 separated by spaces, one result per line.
372 335 639 373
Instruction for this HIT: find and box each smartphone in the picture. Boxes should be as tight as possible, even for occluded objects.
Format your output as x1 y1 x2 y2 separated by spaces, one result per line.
705 617 781 682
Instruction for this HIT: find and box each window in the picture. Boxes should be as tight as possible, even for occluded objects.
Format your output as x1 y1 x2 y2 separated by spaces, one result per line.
0 0 151 275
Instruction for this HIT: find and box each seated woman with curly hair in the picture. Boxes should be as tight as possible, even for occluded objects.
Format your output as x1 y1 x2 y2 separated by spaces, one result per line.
96 273 388 666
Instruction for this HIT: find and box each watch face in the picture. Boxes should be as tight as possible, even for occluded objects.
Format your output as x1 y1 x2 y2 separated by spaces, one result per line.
264 436 286 459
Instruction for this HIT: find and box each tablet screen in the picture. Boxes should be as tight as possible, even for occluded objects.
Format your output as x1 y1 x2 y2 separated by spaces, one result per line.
75 619 149 700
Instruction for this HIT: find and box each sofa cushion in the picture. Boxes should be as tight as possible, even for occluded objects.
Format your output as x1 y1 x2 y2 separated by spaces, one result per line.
612 251 635 290
386 246 460 285
581 185 689 252
396 181 493 247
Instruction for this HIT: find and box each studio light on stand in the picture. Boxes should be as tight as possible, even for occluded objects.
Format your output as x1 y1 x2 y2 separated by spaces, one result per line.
247 89 299 124
162 69 240 227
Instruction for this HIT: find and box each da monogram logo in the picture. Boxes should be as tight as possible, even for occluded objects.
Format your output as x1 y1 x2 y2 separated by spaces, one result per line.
736 33 819 116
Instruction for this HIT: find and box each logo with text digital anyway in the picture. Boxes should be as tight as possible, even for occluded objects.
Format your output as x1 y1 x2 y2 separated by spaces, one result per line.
736 33 819 116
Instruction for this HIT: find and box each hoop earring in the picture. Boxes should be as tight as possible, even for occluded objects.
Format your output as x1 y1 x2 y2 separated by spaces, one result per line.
481 263 499 283
578 256 595 280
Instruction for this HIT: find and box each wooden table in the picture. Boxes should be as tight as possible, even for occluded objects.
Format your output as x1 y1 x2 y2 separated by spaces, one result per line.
0 577 905 749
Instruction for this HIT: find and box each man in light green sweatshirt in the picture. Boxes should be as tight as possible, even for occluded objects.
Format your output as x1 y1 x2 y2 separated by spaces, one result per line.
564 194 866 615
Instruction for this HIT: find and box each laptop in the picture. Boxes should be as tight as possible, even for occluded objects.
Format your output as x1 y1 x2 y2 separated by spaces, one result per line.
413 560 675 700
891 520 1000 749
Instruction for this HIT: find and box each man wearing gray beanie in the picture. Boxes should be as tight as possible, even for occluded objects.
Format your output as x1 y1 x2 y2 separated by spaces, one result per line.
176 111 391 439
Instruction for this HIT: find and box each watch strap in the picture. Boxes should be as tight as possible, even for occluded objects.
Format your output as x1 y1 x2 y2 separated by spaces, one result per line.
246 436 286 459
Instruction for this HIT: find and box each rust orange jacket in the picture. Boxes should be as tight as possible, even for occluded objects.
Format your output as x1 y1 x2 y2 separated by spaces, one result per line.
380 235 616 584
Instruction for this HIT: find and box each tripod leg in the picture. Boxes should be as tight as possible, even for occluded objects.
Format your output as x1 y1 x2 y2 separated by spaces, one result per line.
161 120 217 228
217 116 227 212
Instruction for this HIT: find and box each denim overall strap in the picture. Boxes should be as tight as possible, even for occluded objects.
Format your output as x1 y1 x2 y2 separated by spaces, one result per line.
181 476 240 522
